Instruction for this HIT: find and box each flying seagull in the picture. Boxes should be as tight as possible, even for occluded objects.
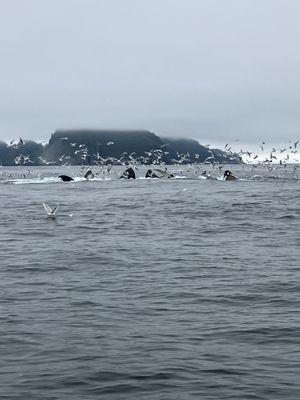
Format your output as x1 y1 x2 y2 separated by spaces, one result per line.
43 203 59 219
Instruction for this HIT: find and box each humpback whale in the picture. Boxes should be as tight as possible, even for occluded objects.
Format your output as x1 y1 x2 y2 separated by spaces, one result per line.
145 169 159 178
84 169 94 179
224 170 238 181
58 174 74 182
152 168 174 178
120 167 136 179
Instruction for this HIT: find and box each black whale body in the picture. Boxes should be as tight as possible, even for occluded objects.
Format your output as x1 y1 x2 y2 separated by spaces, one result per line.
120 167 136 179
58 174 74 182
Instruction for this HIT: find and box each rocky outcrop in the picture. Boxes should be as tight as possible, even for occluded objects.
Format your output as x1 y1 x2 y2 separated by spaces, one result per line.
0 130 241 165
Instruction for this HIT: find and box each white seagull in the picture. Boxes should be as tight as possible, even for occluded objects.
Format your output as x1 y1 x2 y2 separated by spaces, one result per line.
43 203 59 219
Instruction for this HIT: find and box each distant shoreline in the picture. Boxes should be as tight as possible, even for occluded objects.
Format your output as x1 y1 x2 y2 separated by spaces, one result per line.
0 129 241 166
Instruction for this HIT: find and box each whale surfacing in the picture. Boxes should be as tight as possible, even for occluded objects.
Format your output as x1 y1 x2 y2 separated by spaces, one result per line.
120 167 136 179
58 175 74 182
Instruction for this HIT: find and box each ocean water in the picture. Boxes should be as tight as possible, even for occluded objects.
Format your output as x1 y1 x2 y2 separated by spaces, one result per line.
0 165 299 400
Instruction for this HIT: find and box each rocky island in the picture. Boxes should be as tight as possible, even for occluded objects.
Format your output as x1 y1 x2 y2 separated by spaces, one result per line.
0 129 241 166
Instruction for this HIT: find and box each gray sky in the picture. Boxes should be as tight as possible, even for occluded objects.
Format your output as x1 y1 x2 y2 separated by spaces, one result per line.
0 0 300 146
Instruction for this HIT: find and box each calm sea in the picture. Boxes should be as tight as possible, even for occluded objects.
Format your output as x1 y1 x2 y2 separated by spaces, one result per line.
0 165 299 399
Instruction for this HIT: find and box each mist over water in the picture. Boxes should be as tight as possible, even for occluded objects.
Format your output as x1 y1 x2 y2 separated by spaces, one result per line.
0 165 299 399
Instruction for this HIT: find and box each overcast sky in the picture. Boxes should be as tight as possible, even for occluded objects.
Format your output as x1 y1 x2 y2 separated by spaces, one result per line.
0 0 300 146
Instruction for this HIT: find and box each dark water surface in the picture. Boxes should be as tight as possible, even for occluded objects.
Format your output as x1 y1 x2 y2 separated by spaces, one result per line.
0 166 299 399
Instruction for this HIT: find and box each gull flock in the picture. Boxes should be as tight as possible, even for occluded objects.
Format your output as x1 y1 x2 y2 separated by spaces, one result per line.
1 136 298 184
